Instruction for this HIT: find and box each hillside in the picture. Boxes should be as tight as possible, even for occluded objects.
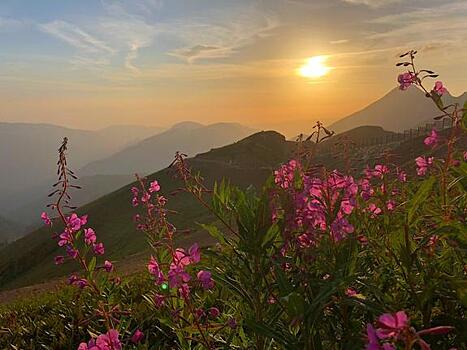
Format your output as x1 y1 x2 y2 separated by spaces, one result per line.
0 216 21 245
330 87 467 134
0 131 290 290
5 175 135 232
79 122 256 176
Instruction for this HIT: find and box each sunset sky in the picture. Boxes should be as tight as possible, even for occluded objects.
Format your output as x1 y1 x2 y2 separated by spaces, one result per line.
1 0 466 131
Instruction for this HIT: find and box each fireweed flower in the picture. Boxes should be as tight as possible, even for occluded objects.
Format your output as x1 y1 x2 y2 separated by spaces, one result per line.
424 129 439 148
168 265 191 288
66 213 88 232
376 311 409 339
84 228 96 245
54 255 65 265
367 203 382 218
149 180 161 193
94 329 122 350
432 80 447 96
415 156 434 176
397 72 416 90
131 329 144 344
197 270 214 289
41 212 52 226
103 260 113 272
209 307 220 318
93 242 105 256
148 256 165 285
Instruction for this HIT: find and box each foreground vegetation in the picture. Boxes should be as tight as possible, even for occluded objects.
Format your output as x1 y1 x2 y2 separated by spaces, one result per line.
1 52 466 349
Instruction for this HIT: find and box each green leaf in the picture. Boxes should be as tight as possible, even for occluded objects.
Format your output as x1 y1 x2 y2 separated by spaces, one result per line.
88 257 96 273
407 176 436 224
199 223 227 245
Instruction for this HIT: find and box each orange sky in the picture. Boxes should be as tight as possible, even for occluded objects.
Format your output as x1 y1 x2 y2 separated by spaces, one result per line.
1 0 466 135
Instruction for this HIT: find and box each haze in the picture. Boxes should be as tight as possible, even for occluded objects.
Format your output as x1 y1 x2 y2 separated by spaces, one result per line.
1 0 467 135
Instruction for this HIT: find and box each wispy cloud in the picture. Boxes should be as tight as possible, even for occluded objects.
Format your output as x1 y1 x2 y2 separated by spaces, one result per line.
40 20 115 54
341 0 402 8
166 10 279 63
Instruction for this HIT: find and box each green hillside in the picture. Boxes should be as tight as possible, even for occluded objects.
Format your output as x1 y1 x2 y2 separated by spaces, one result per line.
0 131 294 290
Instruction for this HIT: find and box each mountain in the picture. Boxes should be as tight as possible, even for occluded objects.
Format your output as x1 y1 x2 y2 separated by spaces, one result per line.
329 87 467 134
79 122 256 176
0 122 162 230
5 175 135 232
0 131 290 290
0 216 21 245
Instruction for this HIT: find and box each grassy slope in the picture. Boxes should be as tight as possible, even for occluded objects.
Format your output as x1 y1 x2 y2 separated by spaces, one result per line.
4 128 463 291
0 131 293 290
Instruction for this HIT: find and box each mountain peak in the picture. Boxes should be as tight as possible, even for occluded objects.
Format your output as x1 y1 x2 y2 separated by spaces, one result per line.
170 121 205 130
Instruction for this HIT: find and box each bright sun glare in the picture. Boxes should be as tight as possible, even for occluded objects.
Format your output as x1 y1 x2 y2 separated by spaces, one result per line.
298 56 331 78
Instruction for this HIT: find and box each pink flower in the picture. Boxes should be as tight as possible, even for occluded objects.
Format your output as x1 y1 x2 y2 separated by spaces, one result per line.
104 260 113 272
58 231 72 246
131 186 139 196
149 180 161 193
397 170 407 182
209 307 220 318
188 243 201 264
386 200 396 211
95 329 122 350
415 156 433 176
398 72 416 90
66 245 78 259
84 228 96 245
373 165 389 179
141 192 151 203
365 324 380 350
132 197 139 207
93 242 105 256
197 270 214 289
68 275 88 289
432 81 447 96
345 288 357 297
367 203 382 217
463 151 467 161
168 265 191 288
131 329 144 344
424 129 438 148
172 248 191 268
376 311 409 339
54 255 65 265
66 213 88 232
41 212 52 226
148 256 165 284
178 283 190 299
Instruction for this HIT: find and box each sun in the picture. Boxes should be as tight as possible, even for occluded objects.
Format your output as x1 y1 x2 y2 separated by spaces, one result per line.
298 56 331 78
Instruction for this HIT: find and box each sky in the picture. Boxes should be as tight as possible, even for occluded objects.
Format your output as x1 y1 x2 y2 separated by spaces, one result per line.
0 0 466 131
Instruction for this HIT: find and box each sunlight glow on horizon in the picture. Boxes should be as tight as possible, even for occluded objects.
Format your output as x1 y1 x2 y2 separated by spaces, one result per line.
298 56 331 79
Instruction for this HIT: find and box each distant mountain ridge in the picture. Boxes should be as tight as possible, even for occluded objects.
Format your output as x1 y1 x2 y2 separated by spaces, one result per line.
79 122 256 176
330 87 467 134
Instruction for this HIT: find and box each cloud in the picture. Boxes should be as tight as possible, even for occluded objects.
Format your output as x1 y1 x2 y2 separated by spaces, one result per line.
40 20 114 54
330 39 349 45
164 8 279 63
341 0 402 8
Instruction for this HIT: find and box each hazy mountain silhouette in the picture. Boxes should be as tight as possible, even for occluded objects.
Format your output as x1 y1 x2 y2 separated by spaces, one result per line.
79 122 256 176
330 87 467 134
0 215 20 244
0 123 162 231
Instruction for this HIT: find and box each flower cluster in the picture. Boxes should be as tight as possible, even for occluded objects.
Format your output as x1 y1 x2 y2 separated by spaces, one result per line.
77 329 121 350
274 162 358 244
365 311 453 350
